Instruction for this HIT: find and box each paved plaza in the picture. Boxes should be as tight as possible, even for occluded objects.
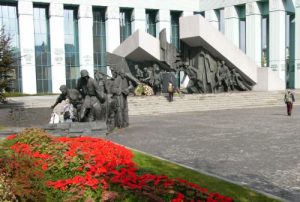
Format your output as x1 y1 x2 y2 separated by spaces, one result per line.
105 106 300 202
0 103 299 201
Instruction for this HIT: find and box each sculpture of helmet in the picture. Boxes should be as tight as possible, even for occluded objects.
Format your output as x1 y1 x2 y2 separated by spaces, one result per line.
80 69 89 77
59 85 68 94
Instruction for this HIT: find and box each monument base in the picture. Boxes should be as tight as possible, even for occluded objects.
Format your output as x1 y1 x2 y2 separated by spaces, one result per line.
44 121 107 136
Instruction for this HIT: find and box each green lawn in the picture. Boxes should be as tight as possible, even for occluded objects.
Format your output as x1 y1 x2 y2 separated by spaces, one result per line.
133 150 281 202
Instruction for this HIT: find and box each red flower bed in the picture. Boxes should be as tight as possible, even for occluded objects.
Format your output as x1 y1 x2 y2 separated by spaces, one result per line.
3 131 234 202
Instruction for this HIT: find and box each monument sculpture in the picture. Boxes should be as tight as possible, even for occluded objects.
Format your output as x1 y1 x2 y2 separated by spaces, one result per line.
49 18 256 134
51 85 82 121
216 61 231 92
51 68 134 133
106 68 134 132
152 63 162 95
110 28 254 94
76 70 106 122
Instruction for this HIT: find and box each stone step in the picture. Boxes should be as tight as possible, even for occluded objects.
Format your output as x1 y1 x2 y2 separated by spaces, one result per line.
7 91 299 116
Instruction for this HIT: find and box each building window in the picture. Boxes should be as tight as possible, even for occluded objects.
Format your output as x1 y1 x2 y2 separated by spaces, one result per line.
64 7 80 89
217 8 225 34
0 3 21 92
120 8 132 43
93 8 106 74
171 11 182 50
286 13 295 88
146 9 157 37
33 6 52 93
237 5 246 53
239 19 246 52
261 16 269 67
261 2 269 67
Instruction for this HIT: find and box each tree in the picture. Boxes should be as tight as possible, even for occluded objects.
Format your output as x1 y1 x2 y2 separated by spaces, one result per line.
0 27 16 92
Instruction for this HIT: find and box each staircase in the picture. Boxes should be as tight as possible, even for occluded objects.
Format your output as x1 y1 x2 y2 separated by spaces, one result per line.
128 91 294 116
6 91 298 116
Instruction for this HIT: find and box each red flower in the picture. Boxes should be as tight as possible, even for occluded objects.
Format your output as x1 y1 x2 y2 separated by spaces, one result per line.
172 193 185 202
42 163 48 171
6 134 17 140
9 134 233 201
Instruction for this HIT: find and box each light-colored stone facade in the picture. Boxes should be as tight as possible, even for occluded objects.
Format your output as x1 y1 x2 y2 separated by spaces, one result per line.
4 0 299 92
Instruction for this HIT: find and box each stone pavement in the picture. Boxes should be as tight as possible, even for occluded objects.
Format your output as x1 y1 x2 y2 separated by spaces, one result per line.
105 106 300 202
0 98 300 201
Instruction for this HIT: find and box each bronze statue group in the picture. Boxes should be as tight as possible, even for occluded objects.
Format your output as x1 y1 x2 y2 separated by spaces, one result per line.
50 47 254 132
178 50 252 94
133 63 163 95
130 50 252 98
51 68 133 133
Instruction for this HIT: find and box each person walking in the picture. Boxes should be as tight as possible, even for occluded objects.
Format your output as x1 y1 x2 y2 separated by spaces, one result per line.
284 89 295 116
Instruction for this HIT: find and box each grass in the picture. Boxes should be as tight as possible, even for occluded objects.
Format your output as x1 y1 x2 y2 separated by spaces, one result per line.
132 150 281 202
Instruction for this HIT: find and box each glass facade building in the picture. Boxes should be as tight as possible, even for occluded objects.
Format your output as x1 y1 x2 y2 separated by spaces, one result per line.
120 8 132 43
171 11 182 50
261 2 269 68
0 3 21 92
146 9 157 37
93 8 106 73
33 6 52 93
64 7 80 89
237 6 246 53
1 0 299 93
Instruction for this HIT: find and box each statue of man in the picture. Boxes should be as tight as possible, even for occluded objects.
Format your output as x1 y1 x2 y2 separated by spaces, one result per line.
141 67 154 86
182 61 205 93
120 69 134 127
94 70 106 92
216 61 232 92
230 68 250 91
134 65 144 81
201 51 215 93
152 63 162 95
76 69 106 122
51 85 82 121
109 68 123 129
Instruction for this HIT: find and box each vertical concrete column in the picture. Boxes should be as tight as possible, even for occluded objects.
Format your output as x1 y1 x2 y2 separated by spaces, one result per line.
106 6 120 52
295 1 300 88
246 2 262 66
156 9 171 42
132 8 146 32
18 1 36 94
49 3 66 93
78 5 94 76
205 10 219 29
224 6 239 47
269 0 286 81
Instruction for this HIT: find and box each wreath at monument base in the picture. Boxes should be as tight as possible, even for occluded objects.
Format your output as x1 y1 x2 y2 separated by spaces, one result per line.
134 84 154 96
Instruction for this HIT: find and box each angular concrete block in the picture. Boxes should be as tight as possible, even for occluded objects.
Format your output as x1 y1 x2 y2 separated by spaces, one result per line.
113 30 160 62
180 15 257 84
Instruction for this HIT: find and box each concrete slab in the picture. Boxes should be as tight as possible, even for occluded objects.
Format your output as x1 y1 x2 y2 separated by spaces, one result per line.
113 30 160 62
180 15 257 84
